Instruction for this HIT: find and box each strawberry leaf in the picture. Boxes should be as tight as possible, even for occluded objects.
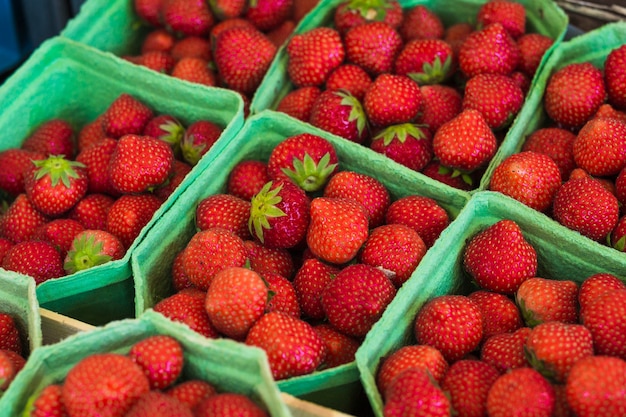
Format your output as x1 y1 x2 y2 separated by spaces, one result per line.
33 155 85 188
249 182 287 243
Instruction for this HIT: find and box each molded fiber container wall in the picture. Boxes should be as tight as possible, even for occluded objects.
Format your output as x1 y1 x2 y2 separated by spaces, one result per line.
0 36 244 325
0 310 293 417
0 271 42 354
131 109 470 412
479 21 626 191
355 191 626 417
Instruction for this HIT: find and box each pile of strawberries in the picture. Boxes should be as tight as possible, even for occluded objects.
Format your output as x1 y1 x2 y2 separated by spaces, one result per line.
276 0 555 189
378 219 626 417
0 313 26 396
151 132 451 380
489 43 626 252
0 93 223 283
24 334 270 416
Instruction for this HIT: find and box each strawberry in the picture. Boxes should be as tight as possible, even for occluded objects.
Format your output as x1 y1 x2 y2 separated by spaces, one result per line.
605 44 626 110
552 176 619 242
141 29 175 54
385 195 449 248
617 165 626 207
0 313 22 354
170 36 211 62
0 194 50 243
418 84 462 135
205 267 268 340
414 295 483 362
444 22 474 56
77 116 106 153
171 250 193 292
61 353 150 417
128 335 184 390
165 379 216 409
194 393 268 417
510 70 531 95
2 240 65 284
432 109 497 174
21 119 75 158
267 133 339 192
133 0 163 26
578 273 626 314
143 114 185 153
516 33 554 77
0 350 16 391
245 0 293 31
170 57 217 87
196 194 251 240
441 360 500 417
477 0 526 39
333 0 403 35
249 180 310 249
480 327 532 373
573 117 626 177
106 194 162 248
309 90 369 144
28 384 67 417
399 5 444 41
102 94 154 139
214 26 277 95
227 160 271 202
313 324 359 369
383 367 451 417
462 73 524 130
286 27 345 87
293 258 340 320
293 0 319 23
245 311 325 380
595 102 626 123
344 21 403 76
516 277 579 326
153 288 219 338
275 86 321 122
153 159 192 201
463 220 537 294
32 218 84 259
544 62 606 129
468 290 523 342
209 17 256 41
321 263 396 337
581 288 626 359
370 123 433 172
63 229 126 274
208 0 246 20
180 120 223 166
270 22 299 50
458 23 521 78
162 0 215 37
486 368 555 417
489 151 562 212
376 345 448 397
323 170 390 228
137 51 175 73
394 39 455 85
75 137 118 196
325 64 372 101
180 228 247 291
125 391 192 417
263 272 300 318
0 239 12 264
244 240 295 279
67 193 115 230
565 356 626 417
522 127 576 179
0 148 46 196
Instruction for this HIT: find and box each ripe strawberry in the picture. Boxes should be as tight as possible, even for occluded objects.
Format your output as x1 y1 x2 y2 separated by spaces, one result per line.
136 51 175 73
293 258 340 320
552 176 619 242
245 0 293 31
418 84 462 134
75 137 118 196
209 0 246 20
263 272 300 318
32 218 84 259
566 355 626 417
106 194 162 248
458 23 521 78
544 62 606 129
489 151 562 212
370 123 433 172
275 86 321 122
171 57 217 87
64 229 126 274
399 5 444 41
462 73 524 130
180 120 223 166
377 345 448 397
581 288 626 359
266 20 297 48
0 148 46 196
322 263 396 337
309 90 369 144
0 194 49 243
153 159 192 201
480 327 532 373
0 314 22 355
325 64 372 101
28 384 67 417
67 193 115 230
21 118 75 158
463 219 537 294
441 360 500 417
165 379 216 409
214 26 277 95
486 368 555 417
0 238 12 263
286 27 345 87
595 103 626 123
227 160 270 202
245 311 325 380
170 36 211 62
143 115 185 153
516 277 579 326
333 0 403 35
153 288 219 338
573 117 626 177
313 324 359 369
517 33 554 77
383 367 451 417
344 21 403 76
195 393 268 417
394 39 455 85
77 116 106 153
522 127 576 179
2 240 64 284
605 44 626 110
249 180 310 249
432 109 497 174
477 0 526 39
468 290 523 341
195 194 251 240
162 0 214 37
414 295 483 362
0 350 16 391
578 273 626 314
171 250 193 292
61 353 150 417
385 195 449 248
128 335 184 390
141 29 175 54
363 74 422 128
102 94 154 139
125 391 192 417
444 22 474 56
244 240 295 279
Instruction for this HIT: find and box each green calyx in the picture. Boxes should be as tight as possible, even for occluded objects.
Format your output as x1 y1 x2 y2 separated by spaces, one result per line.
346 0 393 20
438 165 473 186
158 120 185 148
612 234 626 251
408 56 453 85
281 152 337 193
180 134 206 166
33 155 85 188
524 345 559 384
338 90 368 136
374 123 429 146
248 182 287 244
63 233 113 274
517 298 542 328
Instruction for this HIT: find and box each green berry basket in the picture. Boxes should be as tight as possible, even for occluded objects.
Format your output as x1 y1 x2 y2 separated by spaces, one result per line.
131 109 470 413
0 36 244 326
0 309 293 417
355 190 626 417
0 271 42 355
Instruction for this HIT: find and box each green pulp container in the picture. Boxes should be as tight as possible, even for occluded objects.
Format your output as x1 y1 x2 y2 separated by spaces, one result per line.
0 271 42 355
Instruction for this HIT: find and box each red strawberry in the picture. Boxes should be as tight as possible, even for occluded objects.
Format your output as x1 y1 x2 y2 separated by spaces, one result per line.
293 258 340 320
0 239 12 264
489 151 562 212
325 64 372 101
195 393 268 417
477 0 526 39
441 360 500 417
143 114 185 152
462 73 524 130
0 194 50 243
209 0 246 20
486 368 555 417
578 273 626 314
286 27 345 87
244 240 295 279
171 57 217 87
566 355 626 417
0 314 22 355
544 62 606 129
28 384 67 417
245 0 293 31
2 240 64 284
309 90 369 144
522 127 576 179
516 277 579 326
0 149 46 196
63 230 126 274
399 5 444 41
313 324 359 369
344 21 402 76
102 94 154 139
414 295 483 362
75 137 118 196
418 84 462 134
61 353 150 417
141 29 175 54
153 288 219 338
333 0 403 35
573 117 626 177
153 159 192 201
165 379 216 409
209 17 256 40
245 311 325 380
136 51 175 73
170 36 211 62
263 272 300 318
468 290 523 342
463 219 537 294
394 39 455 85
171 250 193 292
21 119 75 158
581 288 626 359
32 218 84 259
0 350 16 391
458 23 521 78
605 44 626 110
67 193 115 230
195 194 251 240
383 367 451 417
432 109 497 174
106 194 162 248
595 102 626 123
480 327 532 373
180 120 223 166
275 86 321 122
385 195 450 248
77 116 106 153
128 335 184 390
125 391 192 417
616 165 626 207
444 22 474 56
162 0 214 37
517 33 553 77
370 123 432 172
266 19 296 48
363 74 422 128
227 160 270 201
